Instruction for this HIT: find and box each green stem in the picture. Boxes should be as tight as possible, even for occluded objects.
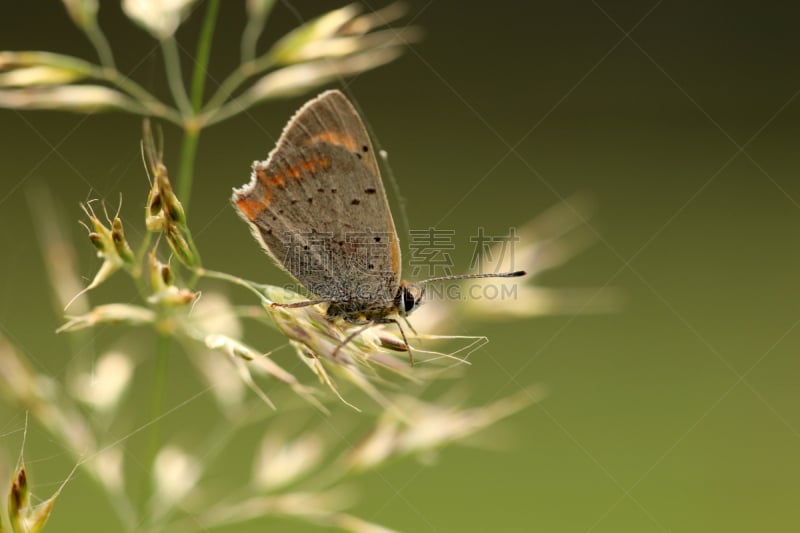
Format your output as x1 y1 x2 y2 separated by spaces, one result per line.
190 0 220 112
161 37 192 116
85 22 115 69
140 7 223 492
175 0 221 210
176 128 199 210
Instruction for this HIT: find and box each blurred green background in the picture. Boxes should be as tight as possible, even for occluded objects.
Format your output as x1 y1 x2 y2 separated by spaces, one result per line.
2 1 800 531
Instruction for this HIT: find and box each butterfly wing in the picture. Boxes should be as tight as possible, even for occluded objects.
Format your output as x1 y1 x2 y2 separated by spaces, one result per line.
232 90 402 303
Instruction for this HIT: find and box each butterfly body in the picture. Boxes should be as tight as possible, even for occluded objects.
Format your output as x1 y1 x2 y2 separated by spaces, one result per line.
325 281 423 322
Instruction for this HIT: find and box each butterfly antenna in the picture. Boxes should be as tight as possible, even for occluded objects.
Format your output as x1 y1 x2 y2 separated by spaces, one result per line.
418 270 526 285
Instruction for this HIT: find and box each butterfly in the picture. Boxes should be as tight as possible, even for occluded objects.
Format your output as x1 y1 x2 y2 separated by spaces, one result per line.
232 90 524 364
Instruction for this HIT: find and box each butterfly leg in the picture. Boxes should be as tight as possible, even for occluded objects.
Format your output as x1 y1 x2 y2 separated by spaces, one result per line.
331 318 373 360
329 318 415 366
375 317 414 366
402 316 418 336
270 299 330 309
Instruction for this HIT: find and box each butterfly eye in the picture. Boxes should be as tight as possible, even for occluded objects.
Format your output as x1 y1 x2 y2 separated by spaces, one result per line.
403 288 416 313
402 285 424 314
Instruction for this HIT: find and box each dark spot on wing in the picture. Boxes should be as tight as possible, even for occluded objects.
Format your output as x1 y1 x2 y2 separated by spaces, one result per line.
362 145 369 152
365 188 376 194
374 236 381 242
351 199 360 205
331 188 337 193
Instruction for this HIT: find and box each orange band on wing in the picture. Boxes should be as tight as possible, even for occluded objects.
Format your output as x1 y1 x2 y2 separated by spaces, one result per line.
249 157 333 215
308 131 358 151
256 167 286 187
236 197 260 220
235 189 271 221
289 157 332 177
